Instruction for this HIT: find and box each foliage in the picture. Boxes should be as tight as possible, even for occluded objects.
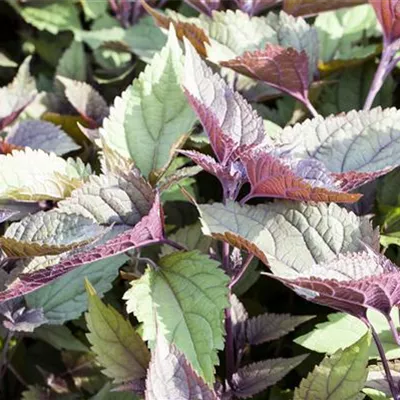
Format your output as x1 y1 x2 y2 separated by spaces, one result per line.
1 1 400 399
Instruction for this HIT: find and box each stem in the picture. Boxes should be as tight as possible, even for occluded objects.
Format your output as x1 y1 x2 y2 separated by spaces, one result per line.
161 238 187 252
230 254 254 289
0 332 12 390
224 306 235 384
303 98 319 118
387 315 400 345
137 257 159 271
369 323 400 399
364 46 395 111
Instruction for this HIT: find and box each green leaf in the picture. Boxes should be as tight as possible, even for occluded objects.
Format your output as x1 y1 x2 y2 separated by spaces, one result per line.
8 0 81 35
124 250 230 384
56 40 87 82
25 255 129 324
315 4 381 62
362 388 390 400
0 210 105 257
100 26 196 178
294 332 371 400
32 324 89 352
81 0 108 20
199 201 376 276
85 279 150 383
90 383 139 400
295 309 400 361
0 148 91 201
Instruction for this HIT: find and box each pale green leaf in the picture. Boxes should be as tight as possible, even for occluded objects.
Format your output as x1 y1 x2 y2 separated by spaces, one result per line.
362 388 390 400
0 148 91 201
85 280 150 383
32 324 89 352
0 52 17 68
295 309 400 361
279 107 400 174
294 332 371 400
124 250 230 384
7 0 81 34
100 26 196 178
56 40 87 82
315 4 381 62
199 201 377 276
0 210 105 257
91 383 139 400
81 0 108 20
25 254 129 324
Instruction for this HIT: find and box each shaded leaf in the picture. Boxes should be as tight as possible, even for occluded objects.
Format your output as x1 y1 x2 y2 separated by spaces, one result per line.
184 0 221 16
284 0 367 17
57 77 109 128
124 250 229 384
221 44 310 103
233 0 279 15
247 313 314 345
0 57 37 130
100 26 196 178
56 41 87 82
232 355 308 399
199 200 377 273
0 210 105 257
85 280 150 383
294 332 371 399
145 335 218 400
0 148 91 201
6 120 80 156
0 209 19 224
0 194 163 302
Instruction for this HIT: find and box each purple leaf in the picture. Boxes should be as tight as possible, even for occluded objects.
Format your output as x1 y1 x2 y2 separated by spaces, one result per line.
246 313 314 345
233 0 280 15
184 0 221 16
145 335 218 400
231 355 308 399
0 57 37 130
57 77 109 128
369 0 400 45
333 168 394 192
230 294 248 351
284 0 367 17
0 194 164 303
241 150 361 203
220 45 310 104
269 248 400 321
184 40 268 163
0 209 19 224
6 120 80 155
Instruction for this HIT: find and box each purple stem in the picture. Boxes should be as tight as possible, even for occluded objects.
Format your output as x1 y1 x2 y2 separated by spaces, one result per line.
230 254 254 289
368 322 400 400
161 238 187 251
303 98 319 118
387 315 400 345
363 45 395 111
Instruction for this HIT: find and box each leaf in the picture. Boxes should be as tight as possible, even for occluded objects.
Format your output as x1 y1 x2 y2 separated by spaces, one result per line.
124 250 229 383
233 0 279 15
279 107 400 178
0 148 91 201
221 44 310 103
184 39 267 161
314 4 381 63
57 77 109 127
199 200 377 273
0 303 47 333
81 0 108 20
295 308 400 361
100 26 196 178
32 324 89 352
0 194 163 302
56 41 87 82
85 280 150 383
294 332 371 400
0 209 19 224
365 362 400 398
0 57 37 130
6 120 80 155
145 335 218 400
142 1 211 57
232 355 308 399
25 254 129 324
271 249 400 320
58 170 155 226
246 313 314 345
184 0 221 16
7 0 81 34
0 210 105 257
241 150 361 203
284 0 368 17
91 383 140 400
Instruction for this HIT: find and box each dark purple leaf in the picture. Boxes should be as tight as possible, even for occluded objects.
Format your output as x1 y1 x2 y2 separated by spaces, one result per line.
0 209 19 224
0 57 37 130
246 313 314 345
369 0 400 44
269 249 400 321
220 45 310 104
57 77 109 128
233 0 280 15
0 194 164 303
145 335 218 400
184 0 221 16
231 355 308 399
241 150 361 203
